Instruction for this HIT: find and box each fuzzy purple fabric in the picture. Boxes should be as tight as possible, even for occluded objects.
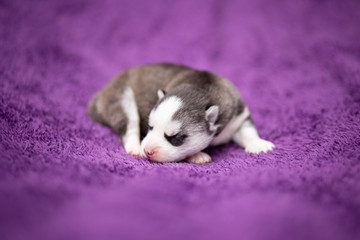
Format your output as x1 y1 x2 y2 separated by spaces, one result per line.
1 0 359 239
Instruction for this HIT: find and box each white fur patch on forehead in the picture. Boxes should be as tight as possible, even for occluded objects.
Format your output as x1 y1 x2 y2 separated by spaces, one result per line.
165 120 182 136
149 96 182 129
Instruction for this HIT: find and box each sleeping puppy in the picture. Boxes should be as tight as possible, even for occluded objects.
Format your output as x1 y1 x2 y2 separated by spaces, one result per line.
87 63 274 163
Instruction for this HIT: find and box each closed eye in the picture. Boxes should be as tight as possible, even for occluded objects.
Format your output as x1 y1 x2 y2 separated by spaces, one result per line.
164 133 187 147
148 126 153 131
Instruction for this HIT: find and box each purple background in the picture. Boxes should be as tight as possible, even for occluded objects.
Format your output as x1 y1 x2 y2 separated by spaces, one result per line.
1 0 360 239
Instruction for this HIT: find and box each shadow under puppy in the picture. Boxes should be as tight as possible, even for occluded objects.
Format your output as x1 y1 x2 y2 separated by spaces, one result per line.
87 63 274 164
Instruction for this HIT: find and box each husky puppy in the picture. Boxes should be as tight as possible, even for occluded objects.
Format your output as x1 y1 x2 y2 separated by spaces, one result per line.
87 63 274 163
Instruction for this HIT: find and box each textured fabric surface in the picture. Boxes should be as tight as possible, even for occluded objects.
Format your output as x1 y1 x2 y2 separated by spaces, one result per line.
1 0 360 239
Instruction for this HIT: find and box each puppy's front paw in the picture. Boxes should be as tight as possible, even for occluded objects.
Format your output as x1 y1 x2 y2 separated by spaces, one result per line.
187 152 212 164
245 139 275 154
124 139 141 157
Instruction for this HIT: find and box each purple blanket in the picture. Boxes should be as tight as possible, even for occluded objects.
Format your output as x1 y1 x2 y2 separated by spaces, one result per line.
1 0 359 239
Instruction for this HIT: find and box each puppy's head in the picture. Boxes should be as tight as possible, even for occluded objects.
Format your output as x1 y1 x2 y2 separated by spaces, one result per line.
141 89 219 162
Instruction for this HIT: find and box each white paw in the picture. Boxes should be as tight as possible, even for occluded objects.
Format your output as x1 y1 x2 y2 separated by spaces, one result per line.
124 138 141 157
187 152 212 164
245 138 275 154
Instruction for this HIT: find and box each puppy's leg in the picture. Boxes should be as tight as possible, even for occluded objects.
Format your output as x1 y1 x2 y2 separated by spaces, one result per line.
118 87 142 156
232 118 274 154
89 85 141 156
187 152 212 164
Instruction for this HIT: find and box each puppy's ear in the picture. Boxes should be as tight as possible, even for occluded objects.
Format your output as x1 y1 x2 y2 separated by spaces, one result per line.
157 89 166 100
205 105 219 132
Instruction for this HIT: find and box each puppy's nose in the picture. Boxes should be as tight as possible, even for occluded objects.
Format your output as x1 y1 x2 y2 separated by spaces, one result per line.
145 149 155 158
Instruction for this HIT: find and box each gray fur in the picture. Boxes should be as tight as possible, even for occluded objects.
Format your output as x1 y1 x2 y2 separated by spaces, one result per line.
87 62 245 141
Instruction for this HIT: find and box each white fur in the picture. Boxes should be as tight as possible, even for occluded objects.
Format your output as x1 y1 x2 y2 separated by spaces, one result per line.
141 96 213 162
120 87 141 155
148 96 182 135
210 107 250 146
232 119 275 153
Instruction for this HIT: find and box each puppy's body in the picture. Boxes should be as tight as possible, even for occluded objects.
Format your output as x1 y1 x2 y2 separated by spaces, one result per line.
88 63 274 163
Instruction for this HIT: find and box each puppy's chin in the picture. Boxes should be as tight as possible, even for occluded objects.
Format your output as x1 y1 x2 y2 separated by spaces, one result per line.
148 156 179 163
143 148 185 163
